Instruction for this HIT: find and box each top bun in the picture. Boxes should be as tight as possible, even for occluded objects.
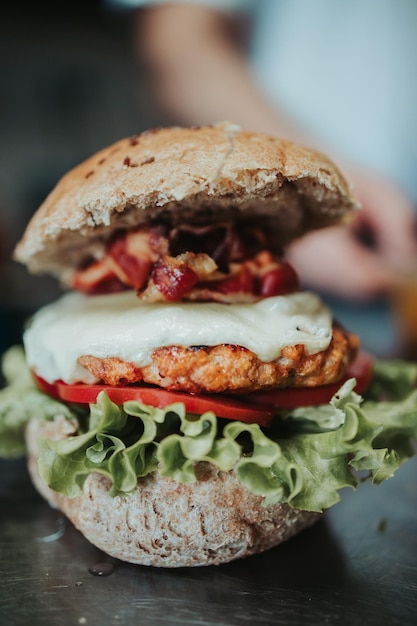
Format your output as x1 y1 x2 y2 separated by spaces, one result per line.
14 122 359 280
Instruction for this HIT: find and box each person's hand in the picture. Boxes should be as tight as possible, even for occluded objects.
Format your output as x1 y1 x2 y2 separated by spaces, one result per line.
134 5 417 302
287 166 417 301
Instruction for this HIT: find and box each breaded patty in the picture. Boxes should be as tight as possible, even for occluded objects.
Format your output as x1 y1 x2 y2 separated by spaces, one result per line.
78 325 359 394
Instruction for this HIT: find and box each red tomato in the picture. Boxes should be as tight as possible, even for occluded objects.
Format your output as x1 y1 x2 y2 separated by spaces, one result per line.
32 352 373 428
244 351 374 409
215 267 256 295
32 373 275 427
33 374 60 398
259 263 300 297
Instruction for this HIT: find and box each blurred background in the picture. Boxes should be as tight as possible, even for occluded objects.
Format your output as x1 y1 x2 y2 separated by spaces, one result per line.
0 0 416 362
0 1 171 355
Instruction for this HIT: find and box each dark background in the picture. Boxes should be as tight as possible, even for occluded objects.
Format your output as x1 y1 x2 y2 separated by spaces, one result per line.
0 1 169 352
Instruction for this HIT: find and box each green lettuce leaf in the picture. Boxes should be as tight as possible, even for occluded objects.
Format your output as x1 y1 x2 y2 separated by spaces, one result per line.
365 359 417 400
0 347 77 458
1 345 417 512
39 394 242 496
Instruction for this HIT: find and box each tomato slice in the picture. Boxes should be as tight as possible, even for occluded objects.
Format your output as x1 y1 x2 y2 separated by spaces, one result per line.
32 373 275 427
33 374 60 398
32 351 373 428
244 351 374 409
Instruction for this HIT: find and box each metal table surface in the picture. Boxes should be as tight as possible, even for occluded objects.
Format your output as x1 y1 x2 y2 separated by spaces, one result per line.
1 453 417 626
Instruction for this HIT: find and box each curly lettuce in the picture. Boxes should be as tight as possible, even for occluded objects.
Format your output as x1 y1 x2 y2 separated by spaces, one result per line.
0 346 77 458
1 346 417 512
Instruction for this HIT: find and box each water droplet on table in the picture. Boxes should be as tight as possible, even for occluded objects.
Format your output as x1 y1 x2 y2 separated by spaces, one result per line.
88 562 115 577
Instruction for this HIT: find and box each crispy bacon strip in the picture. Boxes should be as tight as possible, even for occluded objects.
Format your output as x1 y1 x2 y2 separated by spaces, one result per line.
72 258 127 294
107 227 168 290
70 223 299 303
187 251 299 303
140 252 218 302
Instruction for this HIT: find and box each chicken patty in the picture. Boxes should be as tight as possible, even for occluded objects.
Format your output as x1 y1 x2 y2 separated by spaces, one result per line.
78 325 359 394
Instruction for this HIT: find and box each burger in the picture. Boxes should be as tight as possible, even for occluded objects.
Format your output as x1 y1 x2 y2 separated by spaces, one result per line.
1 122 416 567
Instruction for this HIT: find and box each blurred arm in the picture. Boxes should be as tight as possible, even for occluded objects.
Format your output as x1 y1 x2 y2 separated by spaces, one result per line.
134 3 417 300
135 4 307 140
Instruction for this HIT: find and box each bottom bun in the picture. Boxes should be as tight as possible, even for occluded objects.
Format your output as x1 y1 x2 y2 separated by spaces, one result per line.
26 416 321 567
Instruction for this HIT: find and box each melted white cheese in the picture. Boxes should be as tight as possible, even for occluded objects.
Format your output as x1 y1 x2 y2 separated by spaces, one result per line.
23 290 333 384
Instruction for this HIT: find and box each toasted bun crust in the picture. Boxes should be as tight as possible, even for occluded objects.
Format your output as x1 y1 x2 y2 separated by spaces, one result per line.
15 122 359 280
26 415 320 567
